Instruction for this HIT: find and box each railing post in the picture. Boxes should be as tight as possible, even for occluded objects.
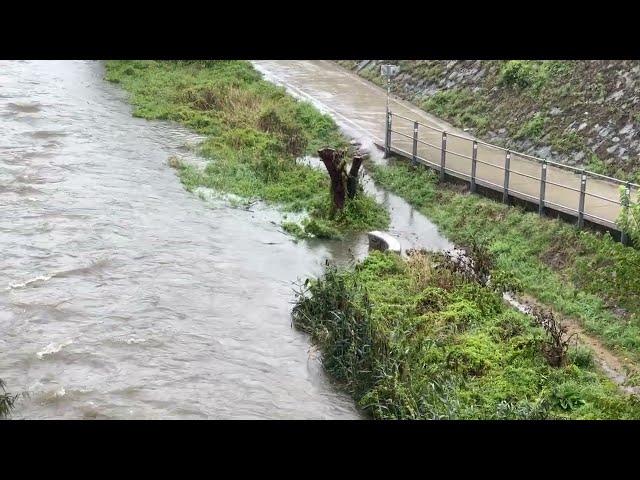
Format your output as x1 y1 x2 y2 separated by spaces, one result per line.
621 181 631 246
577 170 587 229
470 140 478 193
503 150 511 204
412 121 419 166
440 131 447 182
539 161 547 217
384 111 392 158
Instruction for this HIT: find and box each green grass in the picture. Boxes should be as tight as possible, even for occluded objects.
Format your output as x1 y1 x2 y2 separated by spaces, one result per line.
368 159 640 364
515 113 547 141
293 250 640 419
105 60 389 238
498 60 570 94
421 88 490 135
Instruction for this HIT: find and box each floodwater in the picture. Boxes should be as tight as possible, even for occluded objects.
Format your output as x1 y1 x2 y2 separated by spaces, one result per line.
0 60 450 419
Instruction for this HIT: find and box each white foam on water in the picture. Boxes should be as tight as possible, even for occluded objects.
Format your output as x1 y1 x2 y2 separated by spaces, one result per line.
36 339 74 359
6 273 54 291
5 257 111 292
53 386 66 398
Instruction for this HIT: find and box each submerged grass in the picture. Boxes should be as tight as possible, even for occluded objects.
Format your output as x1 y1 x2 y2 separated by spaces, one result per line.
293 251 640 419
105 60 388 238
369 159 640 363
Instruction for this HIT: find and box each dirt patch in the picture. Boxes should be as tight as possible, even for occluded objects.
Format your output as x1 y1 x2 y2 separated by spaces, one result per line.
540 241 573 270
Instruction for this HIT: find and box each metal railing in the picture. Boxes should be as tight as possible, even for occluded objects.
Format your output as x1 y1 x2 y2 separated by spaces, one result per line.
384 110 638 244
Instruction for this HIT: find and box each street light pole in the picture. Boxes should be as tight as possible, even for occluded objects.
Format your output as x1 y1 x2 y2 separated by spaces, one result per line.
386 74 391 115
381 64 399 158
381 64 398 115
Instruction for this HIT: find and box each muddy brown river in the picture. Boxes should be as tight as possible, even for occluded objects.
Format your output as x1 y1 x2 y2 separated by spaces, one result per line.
0 61 450 419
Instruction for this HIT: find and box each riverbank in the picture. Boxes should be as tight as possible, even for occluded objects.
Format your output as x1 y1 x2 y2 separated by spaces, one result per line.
368 158 640 368
293 250 640 419
104 61 388 239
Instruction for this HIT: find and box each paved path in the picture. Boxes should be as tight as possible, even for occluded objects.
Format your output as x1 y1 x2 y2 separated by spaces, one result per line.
253 60 637 231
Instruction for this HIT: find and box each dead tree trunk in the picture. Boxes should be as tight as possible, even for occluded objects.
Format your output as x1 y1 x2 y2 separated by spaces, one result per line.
347 155 364 199
318 147 347 211
318 148 365 211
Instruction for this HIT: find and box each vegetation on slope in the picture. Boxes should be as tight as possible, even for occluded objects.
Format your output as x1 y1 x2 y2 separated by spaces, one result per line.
105 60 388 238
293 250 640 419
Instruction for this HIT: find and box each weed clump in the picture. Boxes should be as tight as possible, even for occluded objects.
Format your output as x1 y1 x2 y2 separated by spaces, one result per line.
531 306 574 367
257 107 307 157
167 156 183 169
569 345 595 369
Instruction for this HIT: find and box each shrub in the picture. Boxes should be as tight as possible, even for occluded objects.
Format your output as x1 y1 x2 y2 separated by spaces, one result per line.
569 345 595 369
515 113 547 140
499 61 547 90
551 383 586 411
257 107 307 157
618 185 640 248
531 306 575 367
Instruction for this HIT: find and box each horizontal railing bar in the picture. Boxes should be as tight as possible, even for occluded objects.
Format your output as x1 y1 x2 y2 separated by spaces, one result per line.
396 151 443 171
444 148 473 161
582 212 618 227
389 113 640 189
544 179 582 193
475 158 505 170
507 188 540 202
445 130 476 142
474 178 504 190
444 167 471 179
390 112 418 123
392 147 440 171
391 112 449 134
542 199 579 214
507 170 541 182
586 170 633 186
513 151 582 174
416 139 442 150
583 191 622 205
389 146 412 157
389 129 413 141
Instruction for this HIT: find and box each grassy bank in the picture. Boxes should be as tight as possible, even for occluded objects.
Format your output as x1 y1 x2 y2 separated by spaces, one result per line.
293 250 640 419
105 61 388 238
368 159 640 365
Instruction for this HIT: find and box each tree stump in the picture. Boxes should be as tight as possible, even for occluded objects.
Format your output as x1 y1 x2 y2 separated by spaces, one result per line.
318 147 365 211
347 154 364 199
